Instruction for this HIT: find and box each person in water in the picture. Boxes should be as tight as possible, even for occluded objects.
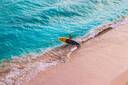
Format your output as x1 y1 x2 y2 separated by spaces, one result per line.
59 34 80 48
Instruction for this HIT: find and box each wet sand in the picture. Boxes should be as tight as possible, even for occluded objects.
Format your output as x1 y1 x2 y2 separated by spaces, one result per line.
24 20 128 85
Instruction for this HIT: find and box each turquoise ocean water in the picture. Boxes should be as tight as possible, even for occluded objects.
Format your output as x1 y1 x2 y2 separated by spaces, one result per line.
0 0 128 60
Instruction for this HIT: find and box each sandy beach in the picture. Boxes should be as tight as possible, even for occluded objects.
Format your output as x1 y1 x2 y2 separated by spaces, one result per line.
23 18 128 85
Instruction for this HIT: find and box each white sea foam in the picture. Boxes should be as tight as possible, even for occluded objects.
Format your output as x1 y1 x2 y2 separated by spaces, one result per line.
0 61 58 85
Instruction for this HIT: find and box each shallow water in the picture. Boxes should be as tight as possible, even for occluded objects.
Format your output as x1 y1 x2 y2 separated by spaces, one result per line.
0 0 128 60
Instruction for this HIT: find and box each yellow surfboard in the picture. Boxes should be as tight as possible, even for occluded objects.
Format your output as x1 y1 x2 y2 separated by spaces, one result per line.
59 37 80 46
58 37 68 43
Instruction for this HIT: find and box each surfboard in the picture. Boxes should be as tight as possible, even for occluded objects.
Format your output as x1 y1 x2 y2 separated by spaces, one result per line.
58 37 80 46
58 37 68 43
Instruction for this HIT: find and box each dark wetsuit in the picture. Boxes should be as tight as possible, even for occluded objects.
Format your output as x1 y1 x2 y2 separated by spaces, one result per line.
66 39 80 47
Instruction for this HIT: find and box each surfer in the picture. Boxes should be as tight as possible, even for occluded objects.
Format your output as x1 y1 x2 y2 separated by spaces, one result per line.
59 34 80 48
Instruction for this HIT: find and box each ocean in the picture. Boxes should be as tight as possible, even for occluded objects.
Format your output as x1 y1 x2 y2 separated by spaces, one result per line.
0 0 128 61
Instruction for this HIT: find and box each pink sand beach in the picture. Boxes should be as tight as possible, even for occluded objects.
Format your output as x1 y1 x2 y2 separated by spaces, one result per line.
23 17 128 85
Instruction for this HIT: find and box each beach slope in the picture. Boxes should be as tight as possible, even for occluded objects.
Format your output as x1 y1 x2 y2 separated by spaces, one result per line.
25 23 128 85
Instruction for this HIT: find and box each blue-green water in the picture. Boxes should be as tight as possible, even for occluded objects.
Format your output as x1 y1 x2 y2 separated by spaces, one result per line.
0 0 128 60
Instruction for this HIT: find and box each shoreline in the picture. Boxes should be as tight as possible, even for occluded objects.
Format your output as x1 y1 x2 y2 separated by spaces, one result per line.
25 16 128 85
0 17 128 85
